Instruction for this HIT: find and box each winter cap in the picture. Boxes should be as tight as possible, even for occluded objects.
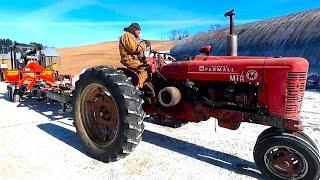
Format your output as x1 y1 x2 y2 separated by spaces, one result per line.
129 22 141 30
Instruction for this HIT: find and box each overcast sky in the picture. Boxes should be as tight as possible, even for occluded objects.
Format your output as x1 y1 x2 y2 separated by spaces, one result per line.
0 0 319 47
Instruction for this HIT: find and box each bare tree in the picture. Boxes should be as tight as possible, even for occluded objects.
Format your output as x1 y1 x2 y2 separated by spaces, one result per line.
169 29 189 40
209 24 223 32
181 30 189 39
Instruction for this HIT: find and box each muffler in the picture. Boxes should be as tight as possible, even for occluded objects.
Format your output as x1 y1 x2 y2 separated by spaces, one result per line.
158 86 181 107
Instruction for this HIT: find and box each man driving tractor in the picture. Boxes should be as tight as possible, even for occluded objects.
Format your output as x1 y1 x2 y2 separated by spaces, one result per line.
119 22 151 88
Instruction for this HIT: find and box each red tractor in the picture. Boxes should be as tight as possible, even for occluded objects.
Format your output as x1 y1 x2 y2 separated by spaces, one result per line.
73 10 320 179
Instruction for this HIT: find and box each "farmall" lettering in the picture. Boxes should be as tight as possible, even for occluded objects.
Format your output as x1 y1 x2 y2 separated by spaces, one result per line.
199 65 234 72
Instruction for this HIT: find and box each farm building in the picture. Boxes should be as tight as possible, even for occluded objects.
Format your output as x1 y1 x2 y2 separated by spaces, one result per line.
0 52 22 70
41 47 61 71
0 54 4 69
0 47 61 71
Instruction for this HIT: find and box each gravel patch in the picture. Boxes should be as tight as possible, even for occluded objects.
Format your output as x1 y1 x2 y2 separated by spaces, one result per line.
0 82 319 179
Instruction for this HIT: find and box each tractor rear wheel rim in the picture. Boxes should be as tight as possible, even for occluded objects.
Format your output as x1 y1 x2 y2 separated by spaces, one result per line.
264 145 308 179
81 83 119 147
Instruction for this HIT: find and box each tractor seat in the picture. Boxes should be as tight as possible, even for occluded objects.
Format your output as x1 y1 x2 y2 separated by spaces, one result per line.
117 67 139 86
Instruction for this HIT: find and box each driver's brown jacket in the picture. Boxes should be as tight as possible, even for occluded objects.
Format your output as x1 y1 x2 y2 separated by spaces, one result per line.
119 32 146 68
119 31 148 88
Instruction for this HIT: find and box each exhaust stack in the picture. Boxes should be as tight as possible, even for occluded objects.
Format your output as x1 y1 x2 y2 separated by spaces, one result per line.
224 9 238 56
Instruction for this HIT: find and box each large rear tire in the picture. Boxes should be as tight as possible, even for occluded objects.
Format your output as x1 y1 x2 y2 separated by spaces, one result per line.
73 66 145 162
315 79 320 90
254 130 320 179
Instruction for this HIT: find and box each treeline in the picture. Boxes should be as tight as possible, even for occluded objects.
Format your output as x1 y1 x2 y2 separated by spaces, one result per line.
0 39 44 54
0 39 13 54
29 42 43 49
169 24 225 40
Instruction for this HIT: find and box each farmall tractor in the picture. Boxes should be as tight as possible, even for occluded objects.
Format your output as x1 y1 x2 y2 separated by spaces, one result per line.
73 10 320 179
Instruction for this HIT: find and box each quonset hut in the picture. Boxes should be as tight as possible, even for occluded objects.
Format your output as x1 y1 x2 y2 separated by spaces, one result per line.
170 8 320 76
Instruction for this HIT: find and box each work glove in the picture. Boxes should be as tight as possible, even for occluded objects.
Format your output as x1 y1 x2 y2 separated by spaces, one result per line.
138 53 146 61
145 40 151 48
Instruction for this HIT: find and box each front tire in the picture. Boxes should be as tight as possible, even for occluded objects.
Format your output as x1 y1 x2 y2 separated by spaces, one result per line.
73 66 145 162
7 88 13 102
257 127 319 152
254 130 320 179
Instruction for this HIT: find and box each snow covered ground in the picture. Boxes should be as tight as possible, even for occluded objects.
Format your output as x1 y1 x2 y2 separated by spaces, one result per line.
0 82 319 180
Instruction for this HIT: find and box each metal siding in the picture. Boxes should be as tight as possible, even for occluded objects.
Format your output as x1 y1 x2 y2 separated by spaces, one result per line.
170 8 320 75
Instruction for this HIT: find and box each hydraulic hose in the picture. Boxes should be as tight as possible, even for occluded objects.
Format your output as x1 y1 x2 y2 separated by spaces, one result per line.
201 96 237 108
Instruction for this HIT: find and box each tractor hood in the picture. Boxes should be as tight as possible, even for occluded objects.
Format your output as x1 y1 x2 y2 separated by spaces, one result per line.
159 55 309 83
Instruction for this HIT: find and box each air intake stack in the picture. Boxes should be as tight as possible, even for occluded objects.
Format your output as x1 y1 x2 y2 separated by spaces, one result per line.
225 9 238 56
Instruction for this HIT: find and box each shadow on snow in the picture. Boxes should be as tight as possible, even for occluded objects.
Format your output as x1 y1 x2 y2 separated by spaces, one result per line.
1 89 262 179
37 122 262 179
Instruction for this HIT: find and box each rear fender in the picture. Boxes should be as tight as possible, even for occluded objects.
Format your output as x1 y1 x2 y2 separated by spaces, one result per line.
117 67 139 86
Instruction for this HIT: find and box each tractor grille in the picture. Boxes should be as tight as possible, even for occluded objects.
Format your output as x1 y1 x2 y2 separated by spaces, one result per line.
285 72 307 114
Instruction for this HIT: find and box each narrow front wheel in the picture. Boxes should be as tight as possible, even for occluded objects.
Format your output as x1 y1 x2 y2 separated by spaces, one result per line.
254 131 320 179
